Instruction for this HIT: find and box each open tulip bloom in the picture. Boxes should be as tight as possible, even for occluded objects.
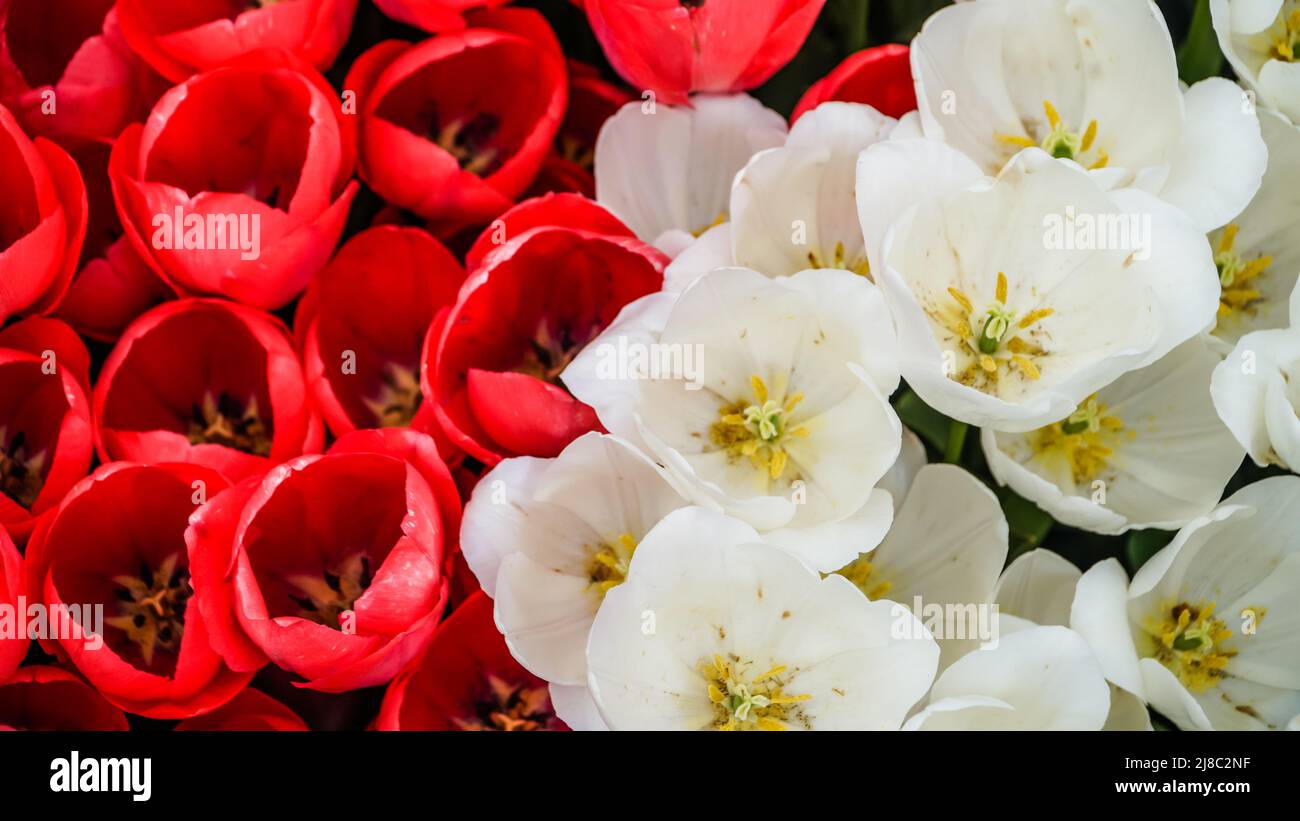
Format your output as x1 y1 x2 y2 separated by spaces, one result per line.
4 0 1300 747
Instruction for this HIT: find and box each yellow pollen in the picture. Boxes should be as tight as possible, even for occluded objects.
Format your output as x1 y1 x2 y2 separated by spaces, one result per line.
693 211 728 237
1270 9 1300 61
947 287 974 314
702 654 811 731
1028 394 1125 484
835 557 894 600
1043 100 1061 129
996 99 1106 165
807 241 871 278
587 533 638 598
929 272 1052 392
105 553 192 667
709 375 808 481
1144 601 1237 692
1213 223 1272 320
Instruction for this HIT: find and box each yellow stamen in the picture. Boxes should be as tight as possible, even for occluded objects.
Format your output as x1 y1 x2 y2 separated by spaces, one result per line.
947 287 974 314
1043 99 1061 129
1080 120 1098 152
1017 307 1054 329
1145 601 1237 693
995 132 1036 148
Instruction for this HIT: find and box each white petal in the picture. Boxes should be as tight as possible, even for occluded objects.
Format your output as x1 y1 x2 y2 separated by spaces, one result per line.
548 683 609 731
856 137 985 276
1160 78 1266 232
761 487 894 573
877 427 928 512
868 464 1009 611
1223 553 1300 689
1194 675 1300 730
731 103 894 278
662 223 733 294
1258 56 1300 124
994 547 1081 627
1139 657 1212 730
562 292 676 447
1070 558 1144 698
1211 110 1300 346
586 507 938 730
495 552 599 684
532 433 687 543
595 94 786 242
461 456 595 597
909 625 1110 730
1104 684 1153 730
985 337 1244 534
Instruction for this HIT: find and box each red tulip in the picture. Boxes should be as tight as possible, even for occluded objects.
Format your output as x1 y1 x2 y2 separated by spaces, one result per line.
0 317 93 544
427 196 665 465
173 687 308 731
187 428 461 693
0 2 165 143
582 0 826 105
344 8 566 232
55 141 172 342
293 226 464 447
0 666 130 730
117 0 358 83
375 592 566 730
94 299 324 484
791 43 916 123
530 60 633 198
0 103 86 321
109 52 358 309
23 462 255 719
0 523 23 679
373 0 512 32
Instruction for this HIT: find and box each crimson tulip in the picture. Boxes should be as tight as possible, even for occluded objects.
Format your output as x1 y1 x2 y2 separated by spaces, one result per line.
375 592 566 730
55 141 172 342
427 195 665 465
791 43 916 123
0 0 164 143
294 226 463 445
117 0 358 83
24 461 254 719
0 317 93 543
0 103 86 321
345 8 566 231
173 687 308 731
188 428 461 693
94 298 323 483
582 0 826 105
0 523 22 679
0 666 129 730
109 52 357 309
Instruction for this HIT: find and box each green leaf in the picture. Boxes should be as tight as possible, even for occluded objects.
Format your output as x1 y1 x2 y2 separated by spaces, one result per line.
883 0 949 41
893 389 951 453
1177 0 1224 84
997 488 1055 562
943 421 969 464
1125 529 1175 574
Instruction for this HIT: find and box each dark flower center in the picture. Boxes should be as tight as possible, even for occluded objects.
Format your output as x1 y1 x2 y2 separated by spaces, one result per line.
187 390 271 456
286 552 373 630
365 364 422 428
454 675 555 731
106 553 192 667
0 428 44 509
431 112 502 177
512 319 598 386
